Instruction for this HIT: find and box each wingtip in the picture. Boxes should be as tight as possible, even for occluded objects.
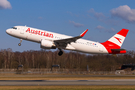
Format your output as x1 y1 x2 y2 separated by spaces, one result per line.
80 29 88 37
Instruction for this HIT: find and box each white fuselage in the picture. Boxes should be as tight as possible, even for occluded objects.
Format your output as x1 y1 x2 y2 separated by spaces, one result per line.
6 26 109 54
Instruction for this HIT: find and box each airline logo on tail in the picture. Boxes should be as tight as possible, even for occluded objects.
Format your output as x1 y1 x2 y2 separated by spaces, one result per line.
114 37 122 43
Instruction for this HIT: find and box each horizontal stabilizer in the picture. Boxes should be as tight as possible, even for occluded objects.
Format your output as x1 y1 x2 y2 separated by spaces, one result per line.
111 49 126 51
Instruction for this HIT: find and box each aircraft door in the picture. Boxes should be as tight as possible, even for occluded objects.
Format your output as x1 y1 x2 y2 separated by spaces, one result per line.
20 27 28 39
20 27 24 34
99 44 103 52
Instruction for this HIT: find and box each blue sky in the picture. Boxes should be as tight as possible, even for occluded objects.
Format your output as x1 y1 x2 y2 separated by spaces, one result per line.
0 0 135 52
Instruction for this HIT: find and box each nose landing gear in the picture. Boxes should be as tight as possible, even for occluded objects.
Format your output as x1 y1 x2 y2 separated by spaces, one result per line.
18 39 22 46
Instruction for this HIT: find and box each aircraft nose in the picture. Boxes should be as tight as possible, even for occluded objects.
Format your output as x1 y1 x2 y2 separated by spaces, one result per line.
6 29 10 34
6 29 8 33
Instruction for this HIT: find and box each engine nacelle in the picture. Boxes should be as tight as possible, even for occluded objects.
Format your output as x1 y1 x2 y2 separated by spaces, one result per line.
40 39 56 49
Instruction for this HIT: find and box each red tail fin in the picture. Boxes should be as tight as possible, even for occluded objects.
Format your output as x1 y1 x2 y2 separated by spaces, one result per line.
101 29 129 54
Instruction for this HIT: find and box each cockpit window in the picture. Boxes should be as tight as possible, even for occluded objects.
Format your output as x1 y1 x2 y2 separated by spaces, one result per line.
12 27 17 29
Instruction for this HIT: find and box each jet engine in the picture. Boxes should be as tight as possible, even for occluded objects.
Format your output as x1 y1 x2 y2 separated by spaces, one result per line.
40 39 56 49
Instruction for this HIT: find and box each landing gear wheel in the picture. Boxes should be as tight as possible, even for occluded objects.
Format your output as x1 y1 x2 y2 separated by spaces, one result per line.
18 43 21 46
18 39 22 46
58 51 63 56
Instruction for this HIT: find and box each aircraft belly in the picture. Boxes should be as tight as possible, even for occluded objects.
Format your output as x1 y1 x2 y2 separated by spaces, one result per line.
65 44 75 50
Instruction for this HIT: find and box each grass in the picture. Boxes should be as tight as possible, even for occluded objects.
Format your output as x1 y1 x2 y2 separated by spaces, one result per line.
0 74 135 80
0 86 135 90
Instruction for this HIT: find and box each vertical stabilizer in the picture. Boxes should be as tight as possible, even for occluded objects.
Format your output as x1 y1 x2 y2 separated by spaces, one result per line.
101 29 129 54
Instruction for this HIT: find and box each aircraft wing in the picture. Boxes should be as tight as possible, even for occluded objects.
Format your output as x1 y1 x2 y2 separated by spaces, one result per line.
54 29 88 47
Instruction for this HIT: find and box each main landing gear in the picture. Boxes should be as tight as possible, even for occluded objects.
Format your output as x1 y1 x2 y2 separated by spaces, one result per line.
58 48 63 56
18 39 22 46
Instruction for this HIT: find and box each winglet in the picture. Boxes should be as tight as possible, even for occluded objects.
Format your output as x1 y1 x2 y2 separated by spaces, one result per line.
80 29 88 37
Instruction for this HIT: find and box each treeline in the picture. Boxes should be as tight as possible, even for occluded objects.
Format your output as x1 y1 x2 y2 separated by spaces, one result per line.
0 48 135 71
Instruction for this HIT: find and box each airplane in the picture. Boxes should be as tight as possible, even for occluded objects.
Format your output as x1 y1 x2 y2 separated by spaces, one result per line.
6 26 129 56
